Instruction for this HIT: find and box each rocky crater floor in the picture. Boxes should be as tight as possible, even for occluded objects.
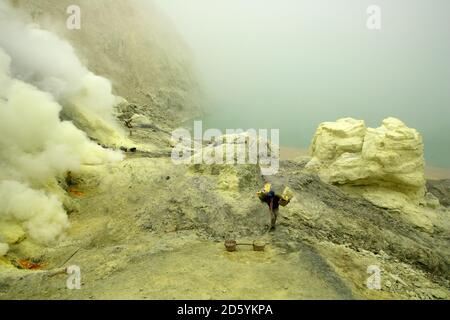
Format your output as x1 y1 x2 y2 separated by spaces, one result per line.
0 120 449 300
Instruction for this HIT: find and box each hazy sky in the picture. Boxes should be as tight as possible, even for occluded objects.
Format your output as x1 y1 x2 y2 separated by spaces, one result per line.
154 0 450 167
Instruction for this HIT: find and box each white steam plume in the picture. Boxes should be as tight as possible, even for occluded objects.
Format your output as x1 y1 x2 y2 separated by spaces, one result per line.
0 2 126 145
0 3 124 255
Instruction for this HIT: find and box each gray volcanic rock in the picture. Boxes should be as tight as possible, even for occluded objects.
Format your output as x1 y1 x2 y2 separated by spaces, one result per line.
427 179 450 207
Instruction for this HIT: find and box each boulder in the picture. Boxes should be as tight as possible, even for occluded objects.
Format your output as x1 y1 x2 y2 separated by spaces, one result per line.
188 132 273 191
306 117 426 201
309 118 366 163
130 113 152 126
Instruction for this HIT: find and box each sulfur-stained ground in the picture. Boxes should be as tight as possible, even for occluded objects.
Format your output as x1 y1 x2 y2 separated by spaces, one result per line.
1 150 448 300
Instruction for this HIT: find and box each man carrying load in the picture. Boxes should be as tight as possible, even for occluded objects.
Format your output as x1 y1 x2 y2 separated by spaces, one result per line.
256 182 293 231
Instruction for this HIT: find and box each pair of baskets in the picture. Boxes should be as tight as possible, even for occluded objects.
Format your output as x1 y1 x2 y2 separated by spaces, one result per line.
224 240 266 252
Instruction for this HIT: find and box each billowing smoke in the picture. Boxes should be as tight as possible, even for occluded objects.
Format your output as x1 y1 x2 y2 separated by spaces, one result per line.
0 243 8 256
0 181 69 245
0 3 124 255
0 1 126 145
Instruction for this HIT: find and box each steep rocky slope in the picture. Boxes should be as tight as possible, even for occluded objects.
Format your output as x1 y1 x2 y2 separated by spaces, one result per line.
0 0 200 258
12 0 201 125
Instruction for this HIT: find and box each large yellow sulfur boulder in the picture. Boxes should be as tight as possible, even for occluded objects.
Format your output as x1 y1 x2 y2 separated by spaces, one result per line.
306 117 426 201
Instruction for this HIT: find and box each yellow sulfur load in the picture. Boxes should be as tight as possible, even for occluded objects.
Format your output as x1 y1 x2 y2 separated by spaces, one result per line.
279 187 294 207
256 182 272 201
256 183 293 207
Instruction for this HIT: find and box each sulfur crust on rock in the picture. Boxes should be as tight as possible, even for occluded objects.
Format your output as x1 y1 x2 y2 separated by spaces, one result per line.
306 117 425 199
305 117 434 230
